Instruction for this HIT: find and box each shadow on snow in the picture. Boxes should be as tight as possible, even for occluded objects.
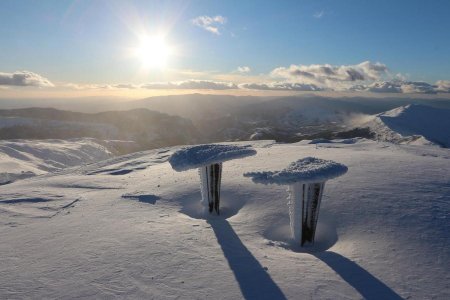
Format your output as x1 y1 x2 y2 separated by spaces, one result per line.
314 251 403 300
209 218 287 300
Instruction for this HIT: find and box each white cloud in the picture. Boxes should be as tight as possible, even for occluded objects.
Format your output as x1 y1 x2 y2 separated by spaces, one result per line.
400 81 436 94
313 11 324 19
435 80 450 93
114 84 139 89
63 80 237 91
237 66 251 73
0 71 54 87
351 81 438 94
239 82 324 91
192 15 227 35
141 80 237 90
271 61 388 85
64 83 113 90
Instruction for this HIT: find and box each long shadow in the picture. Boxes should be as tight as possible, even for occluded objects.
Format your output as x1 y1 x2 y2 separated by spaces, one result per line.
315 251 403 300
209 219 287 300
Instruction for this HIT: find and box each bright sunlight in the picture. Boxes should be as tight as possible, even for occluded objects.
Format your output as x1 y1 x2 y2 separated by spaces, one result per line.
133 35 172 69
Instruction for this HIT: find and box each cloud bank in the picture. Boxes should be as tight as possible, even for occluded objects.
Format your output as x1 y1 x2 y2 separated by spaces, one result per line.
271 61 388 85
239 82 324 91
0 71 54 87
350 81 439 94
141 80 237 90
3 63 449 95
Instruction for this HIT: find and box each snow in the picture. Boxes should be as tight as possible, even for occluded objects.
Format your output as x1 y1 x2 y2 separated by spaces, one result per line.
244 157 348 185
368 104 450 147
0 139 449 299
0 138 114 184
169 143 257 171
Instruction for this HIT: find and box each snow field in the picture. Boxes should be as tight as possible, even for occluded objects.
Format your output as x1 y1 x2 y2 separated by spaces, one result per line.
0 140 449 299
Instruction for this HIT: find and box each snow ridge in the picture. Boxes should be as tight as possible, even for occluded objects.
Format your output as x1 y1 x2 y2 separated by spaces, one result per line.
244 157 348 185
368 104 450 147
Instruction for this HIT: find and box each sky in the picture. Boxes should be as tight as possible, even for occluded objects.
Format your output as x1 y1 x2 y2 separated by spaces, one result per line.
1 0 450 99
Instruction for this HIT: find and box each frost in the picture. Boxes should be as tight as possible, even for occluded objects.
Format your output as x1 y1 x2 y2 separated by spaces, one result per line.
169 144 256 171
244 157 348 185
169 144 256 215
245 157 347 246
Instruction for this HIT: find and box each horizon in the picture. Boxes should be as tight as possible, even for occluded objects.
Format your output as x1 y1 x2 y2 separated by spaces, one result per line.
1 0 450 100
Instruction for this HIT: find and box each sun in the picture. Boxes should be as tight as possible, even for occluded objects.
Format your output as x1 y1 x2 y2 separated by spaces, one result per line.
133 35 171 69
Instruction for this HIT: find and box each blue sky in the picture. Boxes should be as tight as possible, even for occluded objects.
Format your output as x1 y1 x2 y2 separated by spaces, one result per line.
1 0 450 98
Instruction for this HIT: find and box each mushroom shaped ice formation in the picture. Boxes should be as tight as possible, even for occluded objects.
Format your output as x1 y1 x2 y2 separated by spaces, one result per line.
169 144 256 215
244 157 348 246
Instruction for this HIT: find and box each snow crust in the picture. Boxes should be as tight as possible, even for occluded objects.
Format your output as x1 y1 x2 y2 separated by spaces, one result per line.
244 157 348 185
169 144 256 171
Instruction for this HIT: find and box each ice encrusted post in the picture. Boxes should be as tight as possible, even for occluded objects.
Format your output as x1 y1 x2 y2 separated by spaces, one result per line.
169 144 256 215
244 157 347 246
199 163 222 214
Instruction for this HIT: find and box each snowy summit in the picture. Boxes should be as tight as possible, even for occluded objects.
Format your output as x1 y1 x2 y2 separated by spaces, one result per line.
169 144 256 171
244 157 348 185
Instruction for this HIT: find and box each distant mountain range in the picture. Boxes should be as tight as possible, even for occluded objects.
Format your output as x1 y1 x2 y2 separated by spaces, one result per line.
1 94 450 148
0 108 199 152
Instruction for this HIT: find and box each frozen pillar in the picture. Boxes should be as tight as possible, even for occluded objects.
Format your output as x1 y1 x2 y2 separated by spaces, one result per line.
169 144 256 219
199 163 223 215
245 157 347 248
288 182 324 246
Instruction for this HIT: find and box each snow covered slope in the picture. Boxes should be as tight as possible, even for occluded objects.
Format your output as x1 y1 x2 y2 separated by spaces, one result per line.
0 138 115 184
368 104 450 147
0 140 449 299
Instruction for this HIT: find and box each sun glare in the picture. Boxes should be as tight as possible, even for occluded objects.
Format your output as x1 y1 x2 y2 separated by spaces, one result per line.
134 35 171 69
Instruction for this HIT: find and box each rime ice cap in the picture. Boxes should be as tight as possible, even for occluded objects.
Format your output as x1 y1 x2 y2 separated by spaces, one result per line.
169 144 257 172
244 157 348 185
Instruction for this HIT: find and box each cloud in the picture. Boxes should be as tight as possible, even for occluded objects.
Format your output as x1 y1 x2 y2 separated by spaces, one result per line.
64 83 113 90
351 81 438 94
141 80 238 90
239 82 324 91
350 81 402 93
236 66 251 73
271 61 388 85
313 11 324 18
0 71 54 87
192 15 227 35
114 83 139 89
400 81 436 94
435 80 450 93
